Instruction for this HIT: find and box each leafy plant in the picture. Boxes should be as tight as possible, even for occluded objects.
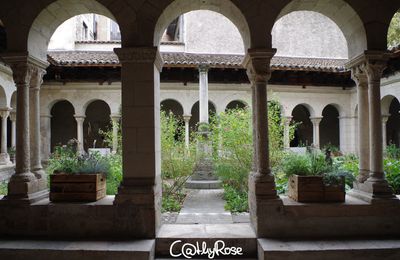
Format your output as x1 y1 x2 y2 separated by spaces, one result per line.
388 12 400 48
0 181 7 195
386 143 400 160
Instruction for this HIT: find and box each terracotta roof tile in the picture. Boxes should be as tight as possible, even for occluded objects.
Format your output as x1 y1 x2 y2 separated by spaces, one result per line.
47 51 347 72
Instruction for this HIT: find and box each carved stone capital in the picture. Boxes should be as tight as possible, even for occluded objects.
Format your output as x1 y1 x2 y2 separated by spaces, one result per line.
114 47 164 71
198 64 209 73
350 63 368 88
183 114 192 122
0 109 10 119
243 48 276 84
10 111 16 121
310 116 323 125
30 67 47 89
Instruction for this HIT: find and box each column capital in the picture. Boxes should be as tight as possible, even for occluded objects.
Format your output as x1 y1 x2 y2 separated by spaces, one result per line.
30 66 47 90
40 113 52 119
0 109 10 119
183 114 192 122
283 116 292 125
382 114 390 123
310 116 323 124
1 53 49 85
198 64 209 73
74 115 86 123
113 47 164 72
111 114 121 121
9 111 16 121
243 48 276 84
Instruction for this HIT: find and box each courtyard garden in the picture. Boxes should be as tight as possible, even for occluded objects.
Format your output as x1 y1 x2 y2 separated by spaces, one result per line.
1 106 400 213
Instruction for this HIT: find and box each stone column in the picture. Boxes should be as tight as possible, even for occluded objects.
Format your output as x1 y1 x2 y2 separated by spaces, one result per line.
183 115 191 149
251 85 257 172
111 114 120 153
382 114 390 151
347 51 394 201
74 115 85 154
283 116 292 149
29 66 47 190
310 117 322 149
198 64 209 124
0 110 10 165
10 111 16 148
2 55 48 202
245 48 281 237
40 114 52 161
113 47 163 237
351 65 370 182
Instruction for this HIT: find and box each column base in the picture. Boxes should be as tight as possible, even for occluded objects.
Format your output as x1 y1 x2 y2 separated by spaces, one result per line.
32 168 48 191
0 153 11 165
349 179 396 203
4 172 49 203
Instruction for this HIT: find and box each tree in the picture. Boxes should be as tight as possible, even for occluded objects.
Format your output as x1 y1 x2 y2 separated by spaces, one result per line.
388 12 400 48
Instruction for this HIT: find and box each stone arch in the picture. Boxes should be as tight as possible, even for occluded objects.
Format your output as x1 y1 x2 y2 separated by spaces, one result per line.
27 0 118 61
10 91 16 110
381 95 397 115
386 97 400 147
83 99 111 151
0 85 8 109
291 104 313 147
50 100 76 151
160 99 184 117
320 104 340 149
153 0 251 50
190 100 216 130
225 100 248 111
275 0 367 58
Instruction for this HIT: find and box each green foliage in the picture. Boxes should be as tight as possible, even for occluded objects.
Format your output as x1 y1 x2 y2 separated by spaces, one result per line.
281 152 311 176
222 184 248 213
386 143 400 159
388 12 400 48
160 110 195 212
105 154 122 195
0 181 7 195
99 119 122 154
209 102 295 212
384 158 400 194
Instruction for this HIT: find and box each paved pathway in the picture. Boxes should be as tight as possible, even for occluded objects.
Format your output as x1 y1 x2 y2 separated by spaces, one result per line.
176 189 233 224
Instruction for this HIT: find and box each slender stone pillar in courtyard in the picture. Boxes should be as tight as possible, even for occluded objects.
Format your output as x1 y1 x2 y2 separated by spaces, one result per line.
29 66 48 190
186 64 220 189
113 47 163 237
283 116 292 149
10 111 16 149
1 55 48 203
40 113 52 161
111 114 121 153
245 49 281 237
310 117 322 149
183 114 191 149
0 109 10 165
347 51 395 202
74 115 85 154
382 114 390 151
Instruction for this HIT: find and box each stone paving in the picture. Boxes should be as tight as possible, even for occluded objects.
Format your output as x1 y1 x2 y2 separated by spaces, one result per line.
163 189 250 224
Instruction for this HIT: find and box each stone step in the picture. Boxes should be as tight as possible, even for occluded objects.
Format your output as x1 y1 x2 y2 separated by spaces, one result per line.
258 238 400 260
0 239 155 260
156 223 257 258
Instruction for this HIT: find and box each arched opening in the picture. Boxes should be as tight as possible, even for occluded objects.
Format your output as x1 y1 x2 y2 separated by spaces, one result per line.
291 104 313 147
0 19 7 52
387 98 400 147
320 105 340 149
225 100 247 111
190 101 216 131
160 99 184 117
50 100 76 151
388 10 400 48
274 0 367 58
84 100 111 151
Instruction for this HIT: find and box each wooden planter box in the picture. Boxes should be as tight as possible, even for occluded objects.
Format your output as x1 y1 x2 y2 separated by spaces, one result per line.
50 173 106 202
288 175 345 202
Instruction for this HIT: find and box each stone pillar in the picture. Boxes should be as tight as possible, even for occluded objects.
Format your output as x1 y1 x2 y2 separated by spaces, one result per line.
183 115 191 149
347 51 395 201
310 117 322 149
382 114 390 151
10 111 16 148
283 116 292 149
245 48 281 237
29 66 47 190
198 64 209 124
1 55 48 203
111 114 121 153
40 114 52 161
251 85 257 172
74 115 85 154
0 110 10 165
113 47 163 237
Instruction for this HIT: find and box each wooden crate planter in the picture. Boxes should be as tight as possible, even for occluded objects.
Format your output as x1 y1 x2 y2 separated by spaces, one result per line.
50 173 106 202
288 175 345 202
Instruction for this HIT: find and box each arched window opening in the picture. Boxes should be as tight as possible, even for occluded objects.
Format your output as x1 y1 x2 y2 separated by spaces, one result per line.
387 98 400 147
50 101 76 151
291 105 312 147
225 100 247 111
320 105 340 149
84 100 111 151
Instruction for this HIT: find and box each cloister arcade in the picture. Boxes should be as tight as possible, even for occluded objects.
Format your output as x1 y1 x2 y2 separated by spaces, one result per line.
0 0 400 259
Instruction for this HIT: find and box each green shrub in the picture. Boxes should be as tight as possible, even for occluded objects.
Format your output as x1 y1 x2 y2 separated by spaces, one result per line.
222 184 248 213
281 152 311 177
0 181 7 195
386 144 400 160
384 158 400 194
